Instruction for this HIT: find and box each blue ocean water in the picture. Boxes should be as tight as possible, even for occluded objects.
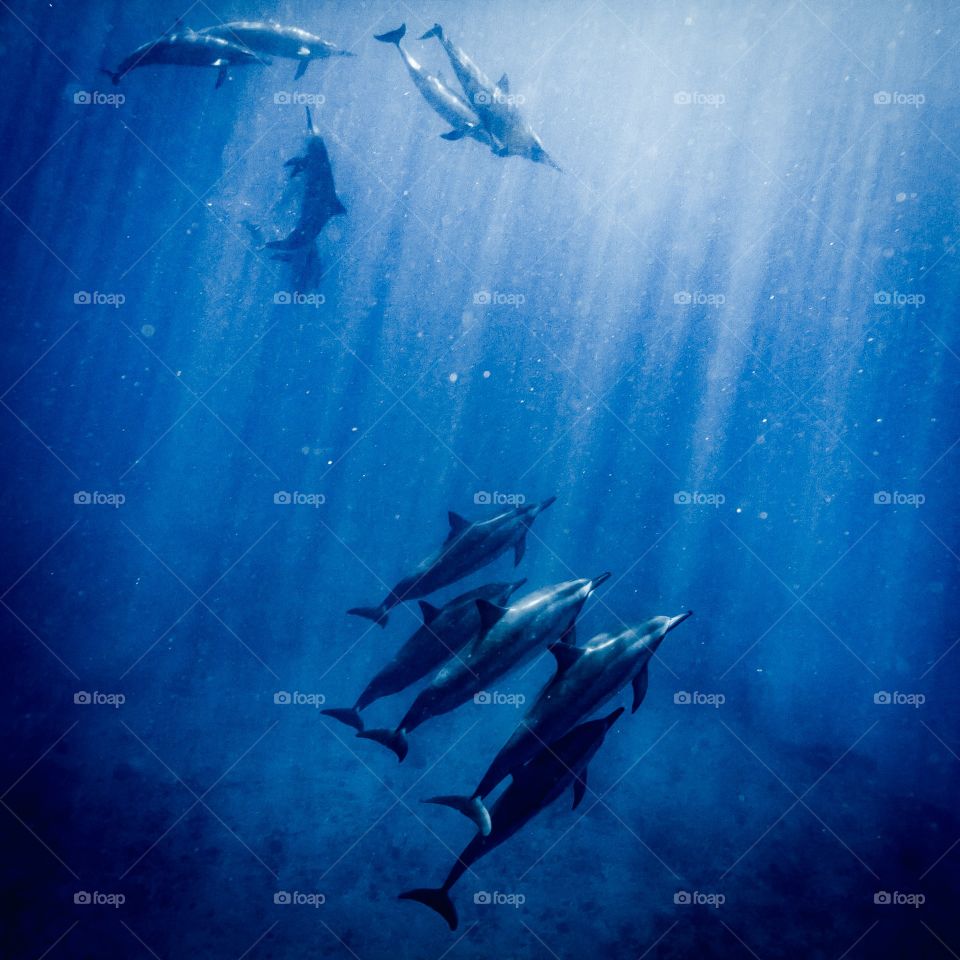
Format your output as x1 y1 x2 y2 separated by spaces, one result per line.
2 1 959 957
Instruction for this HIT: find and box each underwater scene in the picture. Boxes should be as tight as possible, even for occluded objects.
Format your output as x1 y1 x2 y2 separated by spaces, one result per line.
1 1 959 957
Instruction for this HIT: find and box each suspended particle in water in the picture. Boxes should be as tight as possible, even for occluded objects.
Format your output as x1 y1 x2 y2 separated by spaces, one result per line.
141 324 155 337
448 372 458 383
758 511 768 520
301 447 310 455
483 370 491 379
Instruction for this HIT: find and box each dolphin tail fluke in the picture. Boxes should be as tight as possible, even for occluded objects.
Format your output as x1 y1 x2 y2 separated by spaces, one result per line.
346 604 389 627
357 727 408 762
423 795 492 837
321 706 364 732
419 24 443 41
294 59 309 80
398 887 457 931
374 24 406 46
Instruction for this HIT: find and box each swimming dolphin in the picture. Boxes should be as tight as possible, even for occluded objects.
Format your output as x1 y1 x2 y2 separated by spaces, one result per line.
357 573 611 762
400 707 625 930
322 579 528 732
198 21 354 78
434 613 693 835
374 25 494 148
347 497 556 628
265 107 345 252
419 24 561 170
104 22 269 88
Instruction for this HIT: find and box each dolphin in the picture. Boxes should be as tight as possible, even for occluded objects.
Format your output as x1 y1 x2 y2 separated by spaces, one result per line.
104 22 269 88
374 25 494 148
347 497 556 628
419 24 561 170
265 107 345 253
357 573 611 764
400 707 625 930
433 613 693 834
198 21 354 78
322 579 528 732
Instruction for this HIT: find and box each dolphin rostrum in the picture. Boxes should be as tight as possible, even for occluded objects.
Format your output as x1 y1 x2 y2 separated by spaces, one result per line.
434 613 693 835
322 579 527 732
265 107 345 253
374 25 494 148
198 21 354 78
420 24 561 170
357 573 611 764
347 497 556 628
104 22 269 88
400 707 625 930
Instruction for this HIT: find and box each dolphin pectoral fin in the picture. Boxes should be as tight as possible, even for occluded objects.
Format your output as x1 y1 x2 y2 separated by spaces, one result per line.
497 73 510 94
476 599 508 633
294 58 309 80
419 600 442 626
321 707 364 732
558 621 576 646
399 887 457 931
549 641 584 674
215 63 228 88
440 127 471 141
631 663 650 713
513 533 527 566
419 24 443 41
357 727 408 762
346 604 389 627
572 770 588 809
284 156 308 176
424 795 492 837
100 67 121 85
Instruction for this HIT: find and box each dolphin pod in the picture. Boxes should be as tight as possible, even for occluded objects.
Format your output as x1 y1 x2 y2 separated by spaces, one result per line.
400 708 625 930
347 497 556 627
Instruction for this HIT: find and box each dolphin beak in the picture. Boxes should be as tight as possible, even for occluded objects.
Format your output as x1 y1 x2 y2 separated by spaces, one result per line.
544 156 563 172
539 495 557 512
665 610 693 634
589 571 612 591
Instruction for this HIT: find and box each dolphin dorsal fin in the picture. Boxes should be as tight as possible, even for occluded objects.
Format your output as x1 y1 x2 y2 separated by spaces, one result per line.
497 73 510 93
419 600 442 626
572 769 588 809
631 663 650 713
447 511 470 537
476 599 508 633
548 641 584 674
166 16 185 36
